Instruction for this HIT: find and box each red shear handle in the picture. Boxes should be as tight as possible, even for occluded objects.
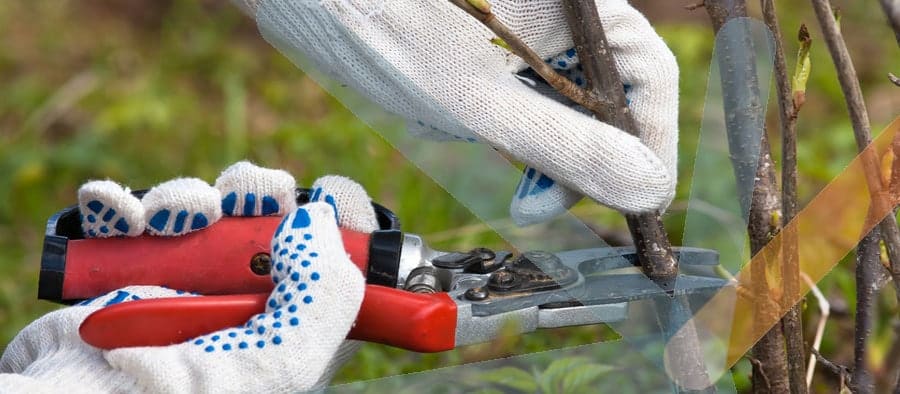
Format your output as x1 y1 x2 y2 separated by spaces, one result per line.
62 217 372 300
79 285 458 353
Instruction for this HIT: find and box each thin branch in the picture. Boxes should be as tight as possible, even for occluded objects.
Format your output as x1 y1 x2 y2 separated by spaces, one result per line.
802 273 830 389
811 348 852 390
887 319 900 394
809 1 900 288
879 0 900 47
448 0 613 116
852 230 878 393
761 1 806 392
694 1 792 392
684 1 706 11
749 357 772 391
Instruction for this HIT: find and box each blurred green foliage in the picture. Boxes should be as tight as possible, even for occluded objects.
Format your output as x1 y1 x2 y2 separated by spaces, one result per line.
0 0 897 392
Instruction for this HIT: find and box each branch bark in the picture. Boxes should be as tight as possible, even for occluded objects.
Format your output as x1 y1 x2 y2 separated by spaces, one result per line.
760 1 806 392
853 230 879 393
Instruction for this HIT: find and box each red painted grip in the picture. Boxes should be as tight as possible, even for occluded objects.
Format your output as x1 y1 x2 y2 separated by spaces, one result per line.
63 217 372 300
80 286 458 353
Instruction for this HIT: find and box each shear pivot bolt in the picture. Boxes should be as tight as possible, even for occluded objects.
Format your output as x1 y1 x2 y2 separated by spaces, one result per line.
250 253 273 276
464 287 489 301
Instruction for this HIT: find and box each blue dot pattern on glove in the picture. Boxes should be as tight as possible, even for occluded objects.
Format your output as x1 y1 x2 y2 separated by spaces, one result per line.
83 200 132 237
189 208 319 353
512 48 634 202
514 167 556 200
221 192 282 217
310 187 339 223
146 208 209 235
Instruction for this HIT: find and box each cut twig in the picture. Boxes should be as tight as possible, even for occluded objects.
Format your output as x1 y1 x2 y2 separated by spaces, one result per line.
802 273 830 389
890 72 900 87
761 2 806 393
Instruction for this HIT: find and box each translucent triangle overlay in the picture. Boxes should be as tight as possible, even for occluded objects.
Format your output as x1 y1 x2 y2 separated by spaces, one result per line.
256 2 772 391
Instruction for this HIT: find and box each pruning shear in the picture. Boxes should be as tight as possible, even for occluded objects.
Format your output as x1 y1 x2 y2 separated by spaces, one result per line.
39 189 729 353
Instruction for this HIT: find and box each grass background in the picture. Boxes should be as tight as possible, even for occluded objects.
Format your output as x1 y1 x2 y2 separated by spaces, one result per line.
0 0 897 391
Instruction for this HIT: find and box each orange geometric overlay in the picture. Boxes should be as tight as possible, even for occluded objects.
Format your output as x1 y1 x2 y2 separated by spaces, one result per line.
675 117 900 375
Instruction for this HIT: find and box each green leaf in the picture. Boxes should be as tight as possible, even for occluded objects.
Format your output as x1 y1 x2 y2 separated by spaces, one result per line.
478 366 539 393
791 24 812 107
539 357 591 393
561 364 616 393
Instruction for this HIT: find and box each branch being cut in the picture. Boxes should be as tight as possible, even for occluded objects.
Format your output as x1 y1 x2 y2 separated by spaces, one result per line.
559 1 708 390
448 0 679 289
450 0 709 390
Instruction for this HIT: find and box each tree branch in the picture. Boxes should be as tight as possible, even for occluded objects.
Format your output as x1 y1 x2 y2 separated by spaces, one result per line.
693 1 791 392
809 2 900 289
449 0 709 390
558 2 710 391
760 1 806 392
811 348 853 390
879 0 900 47
853 230 878 393
448 0 679 289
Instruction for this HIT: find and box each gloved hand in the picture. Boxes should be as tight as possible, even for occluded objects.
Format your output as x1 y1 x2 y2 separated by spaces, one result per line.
236 0 679 225
0 162 380 393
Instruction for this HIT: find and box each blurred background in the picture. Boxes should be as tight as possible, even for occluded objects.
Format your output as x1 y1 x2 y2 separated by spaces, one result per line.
0 0 897 391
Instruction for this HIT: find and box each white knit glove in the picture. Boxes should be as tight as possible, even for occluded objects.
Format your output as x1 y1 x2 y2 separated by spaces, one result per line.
1 166 381 393
238 0 679 225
